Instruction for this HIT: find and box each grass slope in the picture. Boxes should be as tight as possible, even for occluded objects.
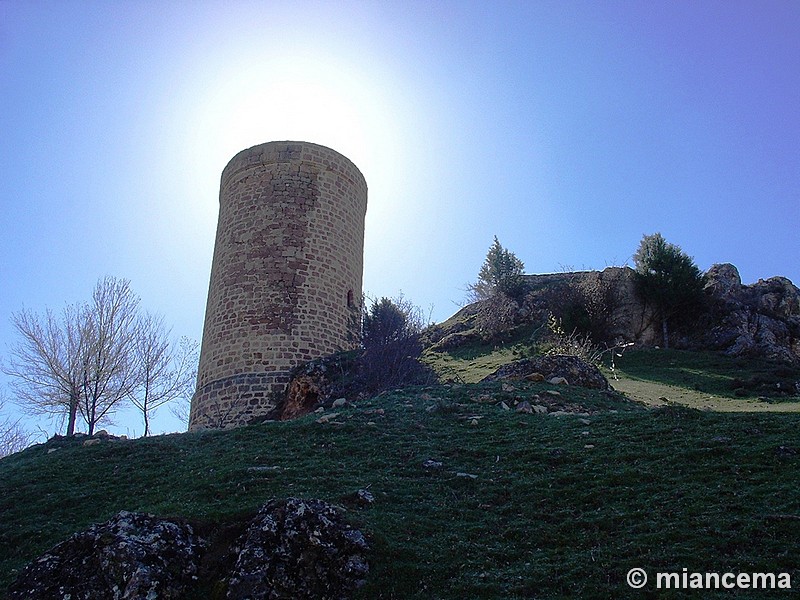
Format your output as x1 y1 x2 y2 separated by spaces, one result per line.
2 365 800 598
612 349 800 412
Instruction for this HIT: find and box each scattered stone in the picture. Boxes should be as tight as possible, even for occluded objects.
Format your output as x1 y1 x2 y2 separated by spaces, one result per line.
7 511 204 600
544 390 562 397
47 448 58 454
502 383 516 393
548 376 569 385
316 412 340 424
515 401 533 414
470 418 479 426
82 438 101 446
584 444 595 450
247 466 282 473
456 472 478 479
356 490 375 506
532 404 548 414
776 445 798 457
549 411 570 417
499 401 511 411
579 418 591 425
422 459 443 469
226 497 369 600
525 372 545 382
332 398 348 408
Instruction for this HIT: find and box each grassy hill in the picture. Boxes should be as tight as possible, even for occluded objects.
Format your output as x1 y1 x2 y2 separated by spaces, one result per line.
2 348 800 598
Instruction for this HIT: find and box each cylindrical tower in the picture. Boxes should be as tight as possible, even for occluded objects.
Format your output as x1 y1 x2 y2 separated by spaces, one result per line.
190 141 367 429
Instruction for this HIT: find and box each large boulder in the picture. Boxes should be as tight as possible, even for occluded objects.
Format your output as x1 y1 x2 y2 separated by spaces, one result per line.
7 511 204 600
481 354 610 390
226 497 370 600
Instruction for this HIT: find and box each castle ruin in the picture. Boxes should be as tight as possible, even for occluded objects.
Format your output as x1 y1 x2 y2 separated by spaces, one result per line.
189 141 367 430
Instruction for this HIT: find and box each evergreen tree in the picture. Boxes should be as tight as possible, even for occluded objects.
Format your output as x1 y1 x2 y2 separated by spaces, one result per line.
469 236 525 301
633 233 705 348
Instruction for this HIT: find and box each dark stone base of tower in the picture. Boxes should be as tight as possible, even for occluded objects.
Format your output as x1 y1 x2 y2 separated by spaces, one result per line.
191 373 288 428
190 141 367 430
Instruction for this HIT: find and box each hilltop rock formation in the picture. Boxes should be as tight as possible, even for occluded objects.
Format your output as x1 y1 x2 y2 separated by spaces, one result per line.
698 264 800 363
425 264 800 364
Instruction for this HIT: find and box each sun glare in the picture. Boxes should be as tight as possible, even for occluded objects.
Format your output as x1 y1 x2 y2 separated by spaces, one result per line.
173 46 424 265
189 55 400 189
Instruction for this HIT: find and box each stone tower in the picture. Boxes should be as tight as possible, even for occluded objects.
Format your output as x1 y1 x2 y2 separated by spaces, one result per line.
189 141 367 430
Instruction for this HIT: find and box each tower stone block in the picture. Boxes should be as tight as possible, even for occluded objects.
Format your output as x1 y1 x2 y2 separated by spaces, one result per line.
189 141 367 429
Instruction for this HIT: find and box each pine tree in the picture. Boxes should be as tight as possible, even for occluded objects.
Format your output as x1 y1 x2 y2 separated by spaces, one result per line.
633 233 705 348
469 236 525 301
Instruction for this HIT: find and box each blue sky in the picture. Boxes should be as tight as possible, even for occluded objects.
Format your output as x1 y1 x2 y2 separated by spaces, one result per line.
1 0 798 436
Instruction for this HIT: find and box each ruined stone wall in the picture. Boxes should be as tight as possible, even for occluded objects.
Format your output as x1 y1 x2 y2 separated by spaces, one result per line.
189 142 367 429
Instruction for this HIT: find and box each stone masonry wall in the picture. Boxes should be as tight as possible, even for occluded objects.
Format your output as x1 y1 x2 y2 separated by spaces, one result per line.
189 142 367 429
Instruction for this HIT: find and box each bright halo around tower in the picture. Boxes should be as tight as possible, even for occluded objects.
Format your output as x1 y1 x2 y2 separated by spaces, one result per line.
191 54 399 188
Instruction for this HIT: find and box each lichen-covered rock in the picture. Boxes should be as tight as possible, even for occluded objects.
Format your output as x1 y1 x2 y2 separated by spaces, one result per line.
481 354 610 390
7 511 204 600
226 497 369 600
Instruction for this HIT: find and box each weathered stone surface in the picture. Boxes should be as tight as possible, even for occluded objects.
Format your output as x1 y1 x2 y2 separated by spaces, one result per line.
7 511 204 600
704 263 742 294
8 498 371 600
191 142 368 430
700 264 800 363
275 352 361 421
226 497 369 600
481 355 610 390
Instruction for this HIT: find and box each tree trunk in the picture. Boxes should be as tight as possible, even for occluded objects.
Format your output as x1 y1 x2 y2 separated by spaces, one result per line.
66 397 77 437
662 316 670 349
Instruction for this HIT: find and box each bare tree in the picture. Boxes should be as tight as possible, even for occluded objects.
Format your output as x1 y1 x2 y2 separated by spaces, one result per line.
128 313 198 436
0 394 33 458
5 303 87 435
5 277 141 436
77 277 140 435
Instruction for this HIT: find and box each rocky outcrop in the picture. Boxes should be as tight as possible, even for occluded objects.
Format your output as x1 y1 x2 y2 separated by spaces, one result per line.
227 498 370 600
481 354 610 390
7 511 204 600
7 499 369 600
427 264 800 364
700 264 800 363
